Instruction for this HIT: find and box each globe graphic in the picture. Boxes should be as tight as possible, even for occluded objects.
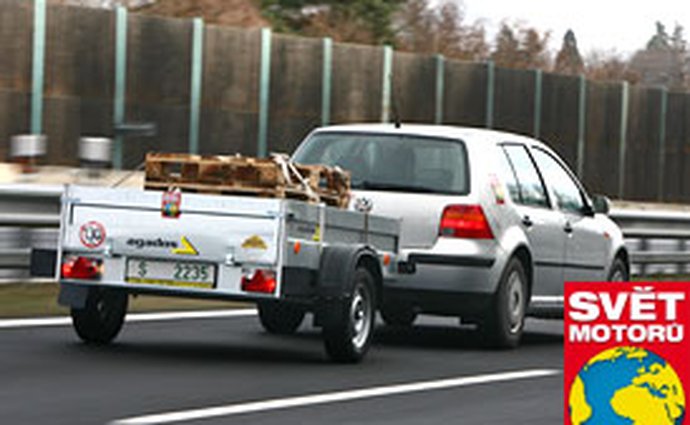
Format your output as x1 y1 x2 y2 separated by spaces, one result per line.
569 346 685 425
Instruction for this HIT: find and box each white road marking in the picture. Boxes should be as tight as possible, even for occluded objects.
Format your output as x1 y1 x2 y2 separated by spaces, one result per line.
112 369 560 425
531 296 564 303
0 309 257 329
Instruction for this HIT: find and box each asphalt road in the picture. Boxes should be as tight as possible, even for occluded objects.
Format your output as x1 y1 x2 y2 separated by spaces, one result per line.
0 312 564 425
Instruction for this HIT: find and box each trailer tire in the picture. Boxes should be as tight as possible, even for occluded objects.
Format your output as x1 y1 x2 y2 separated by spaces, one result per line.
323 267 376 363
71 288 128 345
258 302 305 335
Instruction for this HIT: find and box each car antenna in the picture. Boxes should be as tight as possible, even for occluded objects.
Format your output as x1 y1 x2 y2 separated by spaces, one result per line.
389 67 402 129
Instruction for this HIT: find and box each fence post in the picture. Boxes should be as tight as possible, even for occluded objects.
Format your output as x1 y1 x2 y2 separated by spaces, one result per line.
30 0 47 135
188 18 204 154
657 87 668 201
533 69 542 139
435 54 445 124
576 74 587 179
485 61 495 129
257 28 272 157
381 45 393 123
618 81 630 199
321 37 332 127
112 6 127 170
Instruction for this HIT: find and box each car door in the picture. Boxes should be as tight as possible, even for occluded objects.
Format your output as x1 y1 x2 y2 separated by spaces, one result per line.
500 144 568 297
529 147 608 282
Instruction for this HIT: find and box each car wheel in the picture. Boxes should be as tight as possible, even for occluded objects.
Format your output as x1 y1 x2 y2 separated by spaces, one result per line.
258 302 305 335
607 257 629 282
380 303 417 327
71 288 128 345
323 267 376 363
479 257 527 349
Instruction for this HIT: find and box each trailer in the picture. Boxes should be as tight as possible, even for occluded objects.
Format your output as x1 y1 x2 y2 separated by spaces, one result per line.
53 185 399 362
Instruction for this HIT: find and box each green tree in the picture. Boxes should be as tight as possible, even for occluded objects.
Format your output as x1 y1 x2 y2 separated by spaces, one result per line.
261 0 405 44
631 22 688 89
647 21 671 50
554 29 584 75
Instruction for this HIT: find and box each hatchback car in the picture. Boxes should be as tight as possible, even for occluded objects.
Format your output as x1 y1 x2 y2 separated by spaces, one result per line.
292 124 629 348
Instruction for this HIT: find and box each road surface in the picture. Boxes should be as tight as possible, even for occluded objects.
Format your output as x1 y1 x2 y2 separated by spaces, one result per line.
0 311 564 424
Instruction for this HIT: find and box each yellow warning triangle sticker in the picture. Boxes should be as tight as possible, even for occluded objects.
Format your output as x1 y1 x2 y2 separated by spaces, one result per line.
172 236 199 255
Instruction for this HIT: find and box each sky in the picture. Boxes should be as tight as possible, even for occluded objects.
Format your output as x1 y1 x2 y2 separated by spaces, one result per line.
451 0 690 57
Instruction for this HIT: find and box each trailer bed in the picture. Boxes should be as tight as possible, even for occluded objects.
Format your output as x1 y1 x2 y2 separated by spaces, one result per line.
59 185 399 302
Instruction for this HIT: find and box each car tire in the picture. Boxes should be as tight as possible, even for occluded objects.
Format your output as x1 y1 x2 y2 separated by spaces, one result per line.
607 257 629 281
380 304 417 327
323 267 376 363
71 288 128 345
479 257 527 349
258 302 305 335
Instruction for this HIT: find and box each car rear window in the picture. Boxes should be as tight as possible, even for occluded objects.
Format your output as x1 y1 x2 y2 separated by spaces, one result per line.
293 132 469 195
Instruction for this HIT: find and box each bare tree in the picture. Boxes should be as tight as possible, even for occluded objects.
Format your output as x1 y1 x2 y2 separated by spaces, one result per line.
394 0 436 53
491 21 550 70
52 0 152 8
585 50 639 83
394 0 488 61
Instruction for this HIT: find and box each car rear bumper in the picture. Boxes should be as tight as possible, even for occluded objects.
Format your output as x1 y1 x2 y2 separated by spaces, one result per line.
382 249 506 316
386 239 508 296
386 259 501 294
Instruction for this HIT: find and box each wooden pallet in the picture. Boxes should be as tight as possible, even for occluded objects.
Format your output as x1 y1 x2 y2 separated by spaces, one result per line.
144 152 351 208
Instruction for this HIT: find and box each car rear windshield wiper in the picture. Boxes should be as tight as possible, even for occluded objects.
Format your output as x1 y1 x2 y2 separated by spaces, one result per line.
353 181 440 194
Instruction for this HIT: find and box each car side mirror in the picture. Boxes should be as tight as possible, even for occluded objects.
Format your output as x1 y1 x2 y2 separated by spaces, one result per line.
591 195 611 215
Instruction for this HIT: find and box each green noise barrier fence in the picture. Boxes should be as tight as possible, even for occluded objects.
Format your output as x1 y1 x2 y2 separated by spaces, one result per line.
0 0 689 202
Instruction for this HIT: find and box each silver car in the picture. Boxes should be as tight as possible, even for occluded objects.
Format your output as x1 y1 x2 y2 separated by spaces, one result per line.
293 124 629 348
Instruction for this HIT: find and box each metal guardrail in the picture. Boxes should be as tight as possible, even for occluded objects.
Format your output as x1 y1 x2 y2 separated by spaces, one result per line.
0 185 62 281
610 208 690 276
0 184 688 281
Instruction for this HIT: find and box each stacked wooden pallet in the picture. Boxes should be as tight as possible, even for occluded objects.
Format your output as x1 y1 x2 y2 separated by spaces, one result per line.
144 152 351 208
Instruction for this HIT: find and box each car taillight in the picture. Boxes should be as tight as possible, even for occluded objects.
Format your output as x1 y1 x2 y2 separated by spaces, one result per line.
61 256 103 280
241 269 276 294
439 205 494 239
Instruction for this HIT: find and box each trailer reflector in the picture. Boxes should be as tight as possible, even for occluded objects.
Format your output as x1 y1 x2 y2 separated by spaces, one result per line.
61 256 103 280
241 269 276 294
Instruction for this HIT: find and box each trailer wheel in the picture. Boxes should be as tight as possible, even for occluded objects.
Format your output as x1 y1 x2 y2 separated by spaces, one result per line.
258 302 305 335
71 288 128 345
323 267 376 363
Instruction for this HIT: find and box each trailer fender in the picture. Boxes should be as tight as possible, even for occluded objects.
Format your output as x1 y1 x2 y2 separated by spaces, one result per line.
315 244 381 332
316 244 381 302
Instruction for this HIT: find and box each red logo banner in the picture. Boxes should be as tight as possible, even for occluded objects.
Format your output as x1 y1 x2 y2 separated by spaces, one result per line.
564 282 688 425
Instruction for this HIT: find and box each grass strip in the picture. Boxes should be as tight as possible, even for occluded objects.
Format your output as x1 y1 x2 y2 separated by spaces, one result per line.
0 282 248 319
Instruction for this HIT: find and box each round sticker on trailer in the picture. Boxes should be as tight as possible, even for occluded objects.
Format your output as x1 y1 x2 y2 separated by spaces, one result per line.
79 221 106 248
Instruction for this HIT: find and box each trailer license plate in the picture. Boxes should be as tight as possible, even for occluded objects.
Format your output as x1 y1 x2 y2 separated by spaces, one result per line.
126 259 215 289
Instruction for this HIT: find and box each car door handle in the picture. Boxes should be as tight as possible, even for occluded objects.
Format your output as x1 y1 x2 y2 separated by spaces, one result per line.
522 216 533 228
564 222 573 234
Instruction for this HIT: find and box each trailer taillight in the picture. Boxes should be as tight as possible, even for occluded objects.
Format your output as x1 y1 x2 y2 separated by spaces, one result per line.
241 269 276 294
61 256 103 280
439 205 494 239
